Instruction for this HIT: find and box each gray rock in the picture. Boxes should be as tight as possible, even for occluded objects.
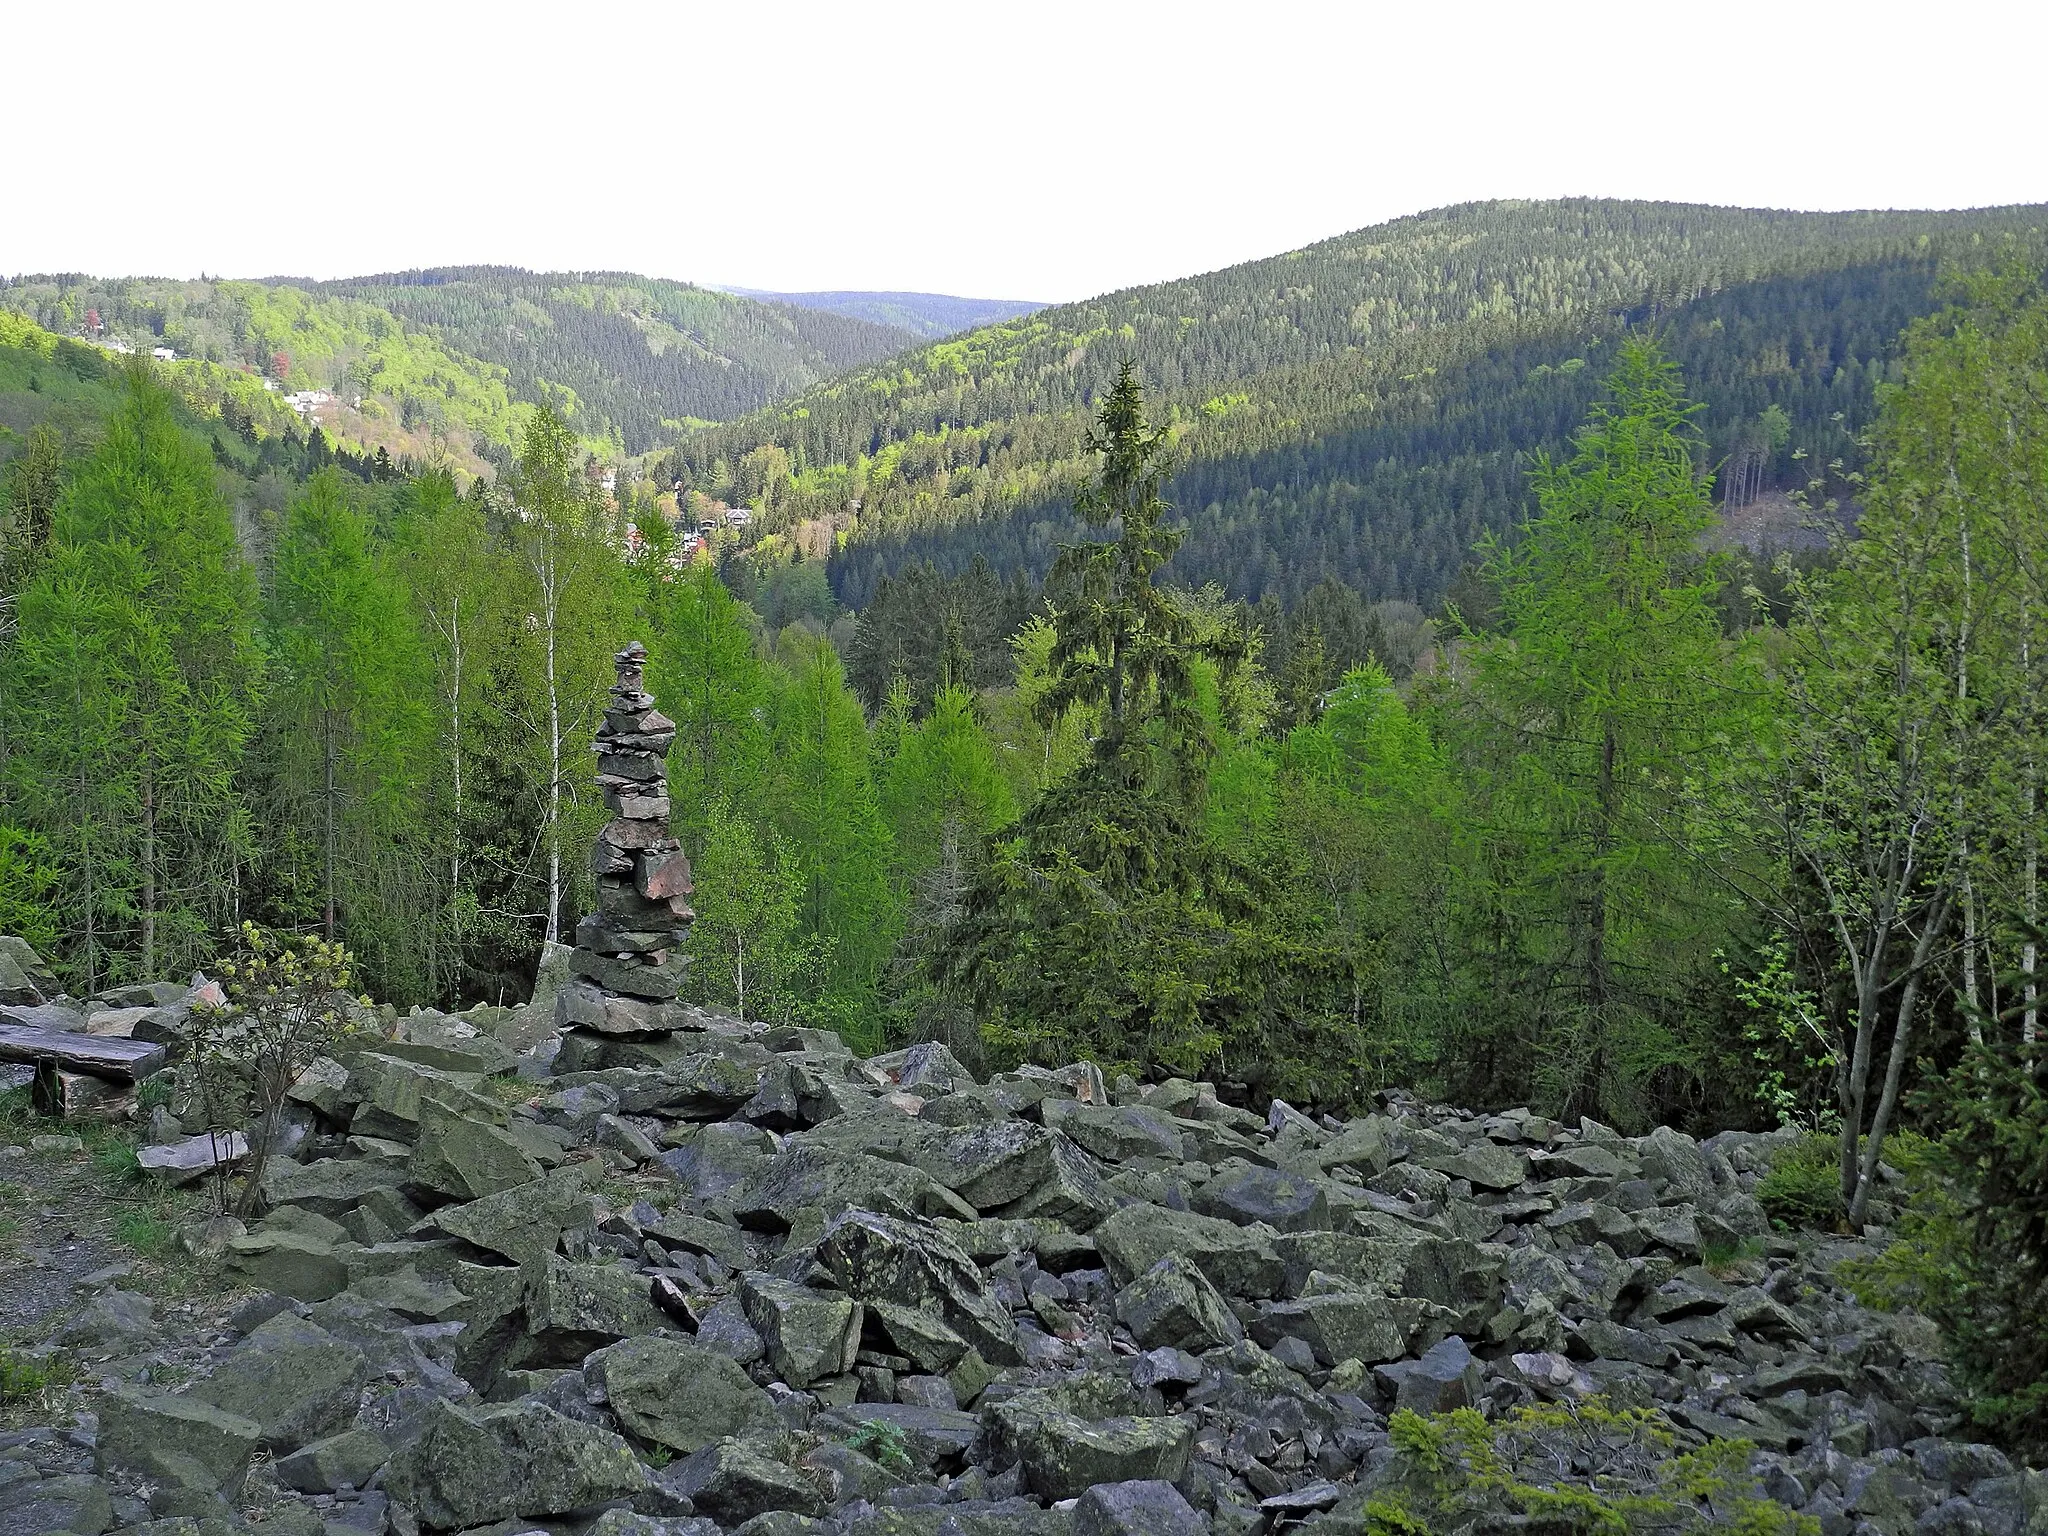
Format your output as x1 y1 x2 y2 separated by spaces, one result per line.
1074 1479 1206 1536
189 1312 369 1450
1095 1203 1285 1299
738 1271 862 1388
223 1230 351 1302
97 1386 263 1494
1376 1334 1482 1414
1639 1125 1712 1201
430 1162 590 1265
0 1473 113 1536
590 1335 781 1453
60 1288 158 1351
524 1254 665 1350
983 1390 1194 1502
1191 1162 1331 1233
1113 1255 1242 1353
818 1208 1021 1365
382 1397 647 1529
272 1428 391 1494
664 1438 824 1525
409 1099 543 1200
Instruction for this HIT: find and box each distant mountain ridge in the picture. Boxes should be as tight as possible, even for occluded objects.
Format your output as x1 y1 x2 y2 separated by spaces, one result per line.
723 288 1046 339
664 198 2048 611
0 267 926 463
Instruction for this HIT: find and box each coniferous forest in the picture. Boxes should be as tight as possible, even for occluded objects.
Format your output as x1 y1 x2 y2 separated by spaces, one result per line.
7 200 2048 1448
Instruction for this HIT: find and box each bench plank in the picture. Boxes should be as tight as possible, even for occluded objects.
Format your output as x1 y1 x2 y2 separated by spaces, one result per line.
0 1024 166 1081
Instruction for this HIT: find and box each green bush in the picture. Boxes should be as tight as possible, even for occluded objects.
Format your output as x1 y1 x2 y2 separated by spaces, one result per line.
0 1349 72 1402
1362 1399 1817 1536
843 1418 914 1476
1756 1134 1844 1230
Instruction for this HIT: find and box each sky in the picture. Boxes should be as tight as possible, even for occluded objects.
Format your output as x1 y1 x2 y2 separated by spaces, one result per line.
7 0 2045 304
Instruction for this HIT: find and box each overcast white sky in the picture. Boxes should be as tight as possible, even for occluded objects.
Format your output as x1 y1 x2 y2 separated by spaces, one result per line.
6 0 2043 303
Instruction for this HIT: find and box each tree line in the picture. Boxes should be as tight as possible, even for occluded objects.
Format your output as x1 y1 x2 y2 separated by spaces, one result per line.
4 267 2048 1451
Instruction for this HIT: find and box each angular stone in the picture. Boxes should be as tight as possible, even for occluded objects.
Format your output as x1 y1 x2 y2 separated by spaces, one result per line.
738 1271 862 1388
1041 1101 1187 1164
136 1131 248 1185
1095 1202 1286 1299
273 1428 391 1495
571 947 687 1001
645 1209 752 1271
190 1313 369 1450
257 1157 410 1218
664 1438 824 1526
731 1145 952 1230
97 1385 263 1494
623 1055 765 1118
225 1231 350 1302
1639 1125 1713 1201
1436 1141 1528 1191
996 1132 1119 1231
383 1397 648 1529
410 1099 543 1200
868 1301 971 1373
815 1403 982 1467
1073 1479 1205 1536
639 848 693 900
1253 1290 1407 1366
431 1162 591 1266
557 981 679 1037
525 1255 665 1346
0 934 58 1004
0 1473 114 1536
818 1209 1021 1365
1113 1255 1242 1353
591 1335 781 1453
1375 1334 1482 1414
983 1390 1194 1502
1192 1162 1332 1232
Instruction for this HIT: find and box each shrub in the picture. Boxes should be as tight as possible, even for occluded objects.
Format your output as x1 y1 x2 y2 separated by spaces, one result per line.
1363 1399 1817 1535
1756 1133 1843 1230
0 1348 73 1402
843 1418 914 1475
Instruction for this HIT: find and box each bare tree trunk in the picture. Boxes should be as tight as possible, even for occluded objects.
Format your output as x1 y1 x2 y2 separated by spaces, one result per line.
543 547 562 949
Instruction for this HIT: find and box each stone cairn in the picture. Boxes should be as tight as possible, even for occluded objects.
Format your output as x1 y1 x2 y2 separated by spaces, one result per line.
554 642 696 1063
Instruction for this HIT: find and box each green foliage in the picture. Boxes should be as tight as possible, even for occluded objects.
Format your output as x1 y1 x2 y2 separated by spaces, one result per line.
3 363 262 991
0 1348 73 1402
193 923 369 1214
0 824 58 952
1373 1400 1816 1535
1756 1134 1846 1231
842 1418 915 1476
1430 337 1759 1126
112 1208 175 1258
1888 1043 2048 1458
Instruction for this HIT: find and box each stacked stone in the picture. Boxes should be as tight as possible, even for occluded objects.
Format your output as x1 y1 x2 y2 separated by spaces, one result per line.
555 642 696 1052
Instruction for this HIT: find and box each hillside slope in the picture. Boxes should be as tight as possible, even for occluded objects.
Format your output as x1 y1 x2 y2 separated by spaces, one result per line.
663 199 2048 607
732 288 1047 338
297 268 922 450
0 269 923 466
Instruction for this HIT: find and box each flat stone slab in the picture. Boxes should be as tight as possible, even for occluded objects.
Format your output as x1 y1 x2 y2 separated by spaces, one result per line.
137 1131 248 1183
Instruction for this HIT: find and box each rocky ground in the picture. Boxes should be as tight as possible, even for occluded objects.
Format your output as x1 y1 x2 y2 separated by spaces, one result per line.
3 988 2046 1536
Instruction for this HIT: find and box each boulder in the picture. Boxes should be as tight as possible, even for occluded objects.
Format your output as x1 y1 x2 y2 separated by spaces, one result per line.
1191 1162 1332 1232
524 1254 665 1350
0 1474 113 1536
983 1390 1194 1502
663 1438 825 1525
409 1099 543 1200
1095 1202 1285 1299
738 1272 862 1388
430 1162 590 1265
1376 1334 1482 1414
189 1312 369 1450
273 1428 392 1495
97 1385 263 1494
590 1335 781 1453
818 1208 1021 1365
1074 1480 1206 1536
1112 1254 1242 1353
258 1157 410 1218
1639 1125 1713 1201
1253 1289 1407 1366
224 1230 351 1302
383 1397 648 1530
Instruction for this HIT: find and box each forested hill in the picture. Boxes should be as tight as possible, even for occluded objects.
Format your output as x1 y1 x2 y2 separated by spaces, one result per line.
660 199 2048 608
293 268 922 449
729 289 1048 338
0 269 922 467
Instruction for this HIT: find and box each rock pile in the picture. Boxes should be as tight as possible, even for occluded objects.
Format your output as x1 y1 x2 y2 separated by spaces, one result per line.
555 642 699 1077
28 1014 2047 1536
8 648 2046 1534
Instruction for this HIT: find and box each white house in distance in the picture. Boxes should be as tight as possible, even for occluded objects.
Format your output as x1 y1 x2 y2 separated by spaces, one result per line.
725 507 754 528
151 346 176 361
284 390 334 421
